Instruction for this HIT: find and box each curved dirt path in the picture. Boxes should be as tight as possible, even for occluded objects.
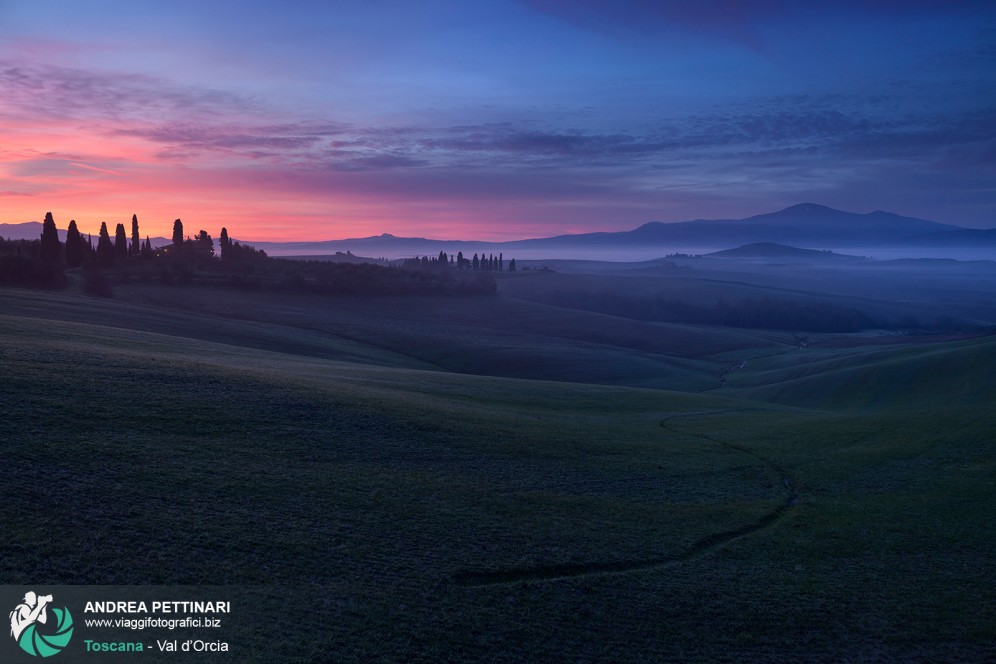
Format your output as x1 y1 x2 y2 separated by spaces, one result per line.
453 410 799 587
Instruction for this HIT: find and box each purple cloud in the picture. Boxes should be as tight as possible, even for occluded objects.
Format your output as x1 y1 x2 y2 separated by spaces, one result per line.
114 122 345 153
0 60 256 123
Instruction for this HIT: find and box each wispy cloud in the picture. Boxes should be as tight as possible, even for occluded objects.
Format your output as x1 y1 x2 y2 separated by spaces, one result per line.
0 60 255 123
2 12 995 239
5 55 990 177
114 122 346 156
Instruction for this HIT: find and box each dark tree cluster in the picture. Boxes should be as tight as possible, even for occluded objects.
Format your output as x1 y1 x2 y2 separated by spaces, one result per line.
0 212 73 287
1 212 225 292
274 260 497 296
0 237 68 288
218 227 268 263
402 251 455 269
160 219 218 259
405 250 515 273
1 211 501 298
468 252 505 272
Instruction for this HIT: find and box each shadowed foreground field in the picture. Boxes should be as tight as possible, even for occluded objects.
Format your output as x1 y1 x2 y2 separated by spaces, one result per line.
1 287 993 662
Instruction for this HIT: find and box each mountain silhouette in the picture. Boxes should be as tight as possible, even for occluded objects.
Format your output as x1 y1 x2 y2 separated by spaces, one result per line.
613 204 957 247
2 204 988 257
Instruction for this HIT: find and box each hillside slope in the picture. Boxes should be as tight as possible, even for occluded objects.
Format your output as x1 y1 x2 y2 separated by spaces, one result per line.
1 287 992 662
727 335 996 410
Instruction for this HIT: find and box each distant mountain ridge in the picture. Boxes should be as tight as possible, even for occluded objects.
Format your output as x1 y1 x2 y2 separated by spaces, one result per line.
3 204 990 258
242 203 980 256
741 203 950 232
615 204 957 247
1 221 67 242
0 221 172 248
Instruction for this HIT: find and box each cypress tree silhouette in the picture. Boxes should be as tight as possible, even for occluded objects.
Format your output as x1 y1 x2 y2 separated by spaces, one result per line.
508 258 516 272
219 227 230 259
142 236 153 259
96 222 114 267
114 223 128 259
172 219 184 245
40 211 61 264
472 253 480 270
65 219 84 267
130 214 140 256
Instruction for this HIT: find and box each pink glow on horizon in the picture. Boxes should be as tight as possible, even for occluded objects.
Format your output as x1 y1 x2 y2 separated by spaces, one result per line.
0 114 659 242
2 3 994 240
0 127 668 241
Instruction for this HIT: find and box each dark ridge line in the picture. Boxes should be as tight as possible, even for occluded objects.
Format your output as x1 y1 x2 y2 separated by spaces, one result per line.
453 410 800 588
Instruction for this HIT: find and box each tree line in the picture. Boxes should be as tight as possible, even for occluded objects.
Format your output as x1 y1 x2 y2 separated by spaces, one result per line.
1 211 495 297
16 211 266 270
402 251 516 272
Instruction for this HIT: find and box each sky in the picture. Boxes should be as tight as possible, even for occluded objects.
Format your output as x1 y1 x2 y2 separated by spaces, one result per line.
1 0 994 241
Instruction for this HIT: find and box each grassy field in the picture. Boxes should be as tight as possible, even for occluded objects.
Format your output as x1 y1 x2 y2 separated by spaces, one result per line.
1 286 993 662
504 257 996 329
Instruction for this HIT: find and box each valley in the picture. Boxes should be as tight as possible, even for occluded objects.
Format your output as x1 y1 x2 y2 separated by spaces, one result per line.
2 267 992 661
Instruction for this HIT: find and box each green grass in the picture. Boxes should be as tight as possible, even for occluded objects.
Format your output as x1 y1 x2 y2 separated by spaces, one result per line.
0 286 993 662
727 334 996 410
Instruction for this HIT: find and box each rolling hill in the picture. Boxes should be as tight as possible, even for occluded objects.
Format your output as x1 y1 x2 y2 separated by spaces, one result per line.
706 243 863 260
0 284 992 661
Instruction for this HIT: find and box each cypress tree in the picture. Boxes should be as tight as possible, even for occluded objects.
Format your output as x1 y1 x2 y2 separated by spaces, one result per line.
472 253 479 270
219 227 230 259
130 214 140 256
172 219 184 245
40 211 61 263
142 236 153 259
114 223 128 259
96 222 114 267
65 219 84 267
508 258 516 272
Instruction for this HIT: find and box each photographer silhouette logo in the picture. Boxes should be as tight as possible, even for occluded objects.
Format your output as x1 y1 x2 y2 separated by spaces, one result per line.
9 591 74 657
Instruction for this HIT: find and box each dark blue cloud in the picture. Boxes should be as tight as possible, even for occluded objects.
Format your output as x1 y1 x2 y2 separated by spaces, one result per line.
525 1 996 39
